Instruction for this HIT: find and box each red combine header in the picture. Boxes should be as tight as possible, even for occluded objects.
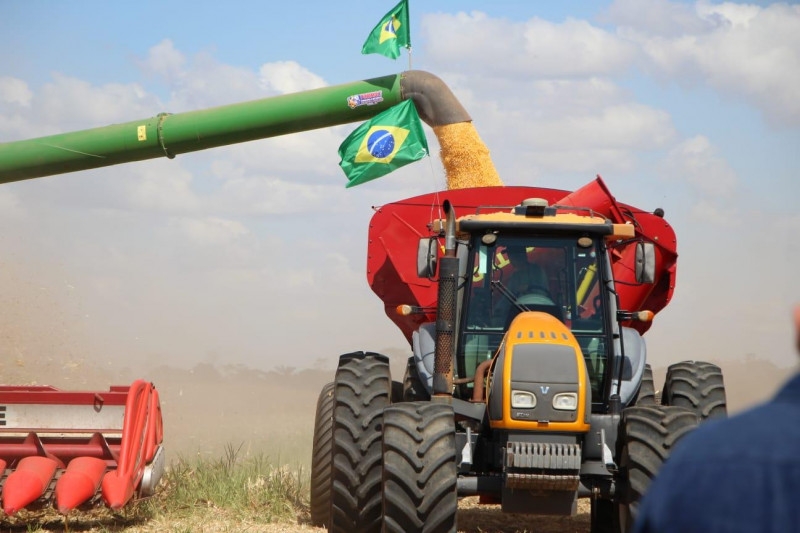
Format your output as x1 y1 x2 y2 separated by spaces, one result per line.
0 380 163 515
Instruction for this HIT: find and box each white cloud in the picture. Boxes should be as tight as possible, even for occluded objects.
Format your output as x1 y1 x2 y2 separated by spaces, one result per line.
527 102 675 151
258 61 327 95
124 161 203 213
601 0 714 37
609 1 800 127
136 47 327 122
528 77 628 110
422 12 636 78
0 73 158 141
0 77 33 107
136 41 263 111
209 126 346 184
8 74 156 136
417 12 679 180
493 100 674 178
138 39 187 82
215 174 344 215
695 1 763 29
0 113 33 141
163 54 263 110
170 216 249 246
689 198 738 226
659 135 738 198
423 74 676 179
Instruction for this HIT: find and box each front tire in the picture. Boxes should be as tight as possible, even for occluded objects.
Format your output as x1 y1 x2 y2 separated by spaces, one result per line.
615 405 699 532
330 352 391 533
309 382 335 527
382 402 457 533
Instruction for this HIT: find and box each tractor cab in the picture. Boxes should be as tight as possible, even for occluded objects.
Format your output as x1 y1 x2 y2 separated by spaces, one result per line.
407 195 659 413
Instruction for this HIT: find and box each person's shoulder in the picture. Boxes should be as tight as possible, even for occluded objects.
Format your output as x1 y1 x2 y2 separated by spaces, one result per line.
775 372 800 402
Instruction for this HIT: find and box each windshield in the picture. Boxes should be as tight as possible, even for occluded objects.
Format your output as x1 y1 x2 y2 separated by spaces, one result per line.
458 234 609 401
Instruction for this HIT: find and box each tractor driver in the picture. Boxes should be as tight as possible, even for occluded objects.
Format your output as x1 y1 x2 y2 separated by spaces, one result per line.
494 246 561 326
504 246 552 303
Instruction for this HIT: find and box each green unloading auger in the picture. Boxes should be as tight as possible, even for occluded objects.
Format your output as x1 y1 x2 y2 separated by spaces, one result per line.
0 71 476 184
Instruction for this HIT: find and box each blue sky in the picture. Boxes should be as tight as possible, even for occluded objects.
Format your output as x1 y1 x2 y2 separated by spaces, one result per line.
0 1 798 384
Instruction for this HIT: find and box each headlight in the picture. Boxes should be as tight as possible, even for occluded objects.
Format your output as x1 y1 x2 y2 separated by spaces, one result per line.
511 390 537 409
552 392 578 410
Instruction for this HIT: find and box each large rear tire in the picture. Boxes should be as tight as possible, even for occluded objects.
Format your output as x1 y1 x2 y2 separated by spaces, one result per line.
330 352 391 533
309 381 335 527
615 405 699 533
382 401 457 533
661 361 727 421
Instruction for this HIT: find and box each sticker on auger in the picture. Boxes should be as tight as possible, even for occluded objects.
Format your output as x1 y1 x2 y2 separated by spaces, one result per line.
347 90 384 108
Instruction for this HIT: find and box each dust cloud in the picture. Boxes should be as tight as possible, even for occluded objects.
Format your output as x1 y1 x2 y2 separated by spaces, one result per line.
137 355 798 465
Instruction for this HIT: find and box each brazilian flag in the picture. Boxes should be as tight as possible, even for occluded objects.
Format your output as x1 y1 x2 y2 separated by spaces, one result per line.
361 0 410 60
338 100 428 188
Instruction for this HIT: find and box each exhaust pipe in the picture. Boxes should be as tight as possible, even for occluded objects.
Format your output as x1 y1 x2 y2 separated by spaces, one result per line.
433 200 457 397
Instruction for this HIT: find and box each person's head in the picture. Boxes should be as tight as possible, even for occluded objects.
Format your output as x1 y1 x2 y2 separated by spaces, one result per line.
506 246 528 266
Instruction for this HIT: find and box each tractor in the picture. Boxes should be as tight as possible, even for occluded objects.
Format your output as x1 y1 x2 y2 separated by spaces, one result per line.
310 179 728 533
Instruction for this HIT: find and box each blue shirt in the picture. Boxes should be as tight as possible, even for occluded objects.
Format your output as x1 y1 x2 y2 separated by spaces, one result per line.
633 373 800 533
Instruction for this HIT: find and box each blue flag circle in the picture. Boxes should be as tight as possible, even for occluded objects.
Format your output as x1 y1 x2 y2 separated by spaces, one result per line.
367 130 396 158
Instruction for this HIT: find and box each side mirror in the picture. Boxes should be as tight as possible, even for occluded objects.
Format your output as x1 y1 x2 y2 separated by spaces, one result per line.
417 237 438 278
635 242 656 284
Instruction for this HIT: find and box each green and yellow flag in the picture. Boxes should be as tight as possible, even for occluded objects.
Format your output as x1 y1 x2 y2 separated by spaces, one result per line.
338 99 428 188
361 0 410 60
